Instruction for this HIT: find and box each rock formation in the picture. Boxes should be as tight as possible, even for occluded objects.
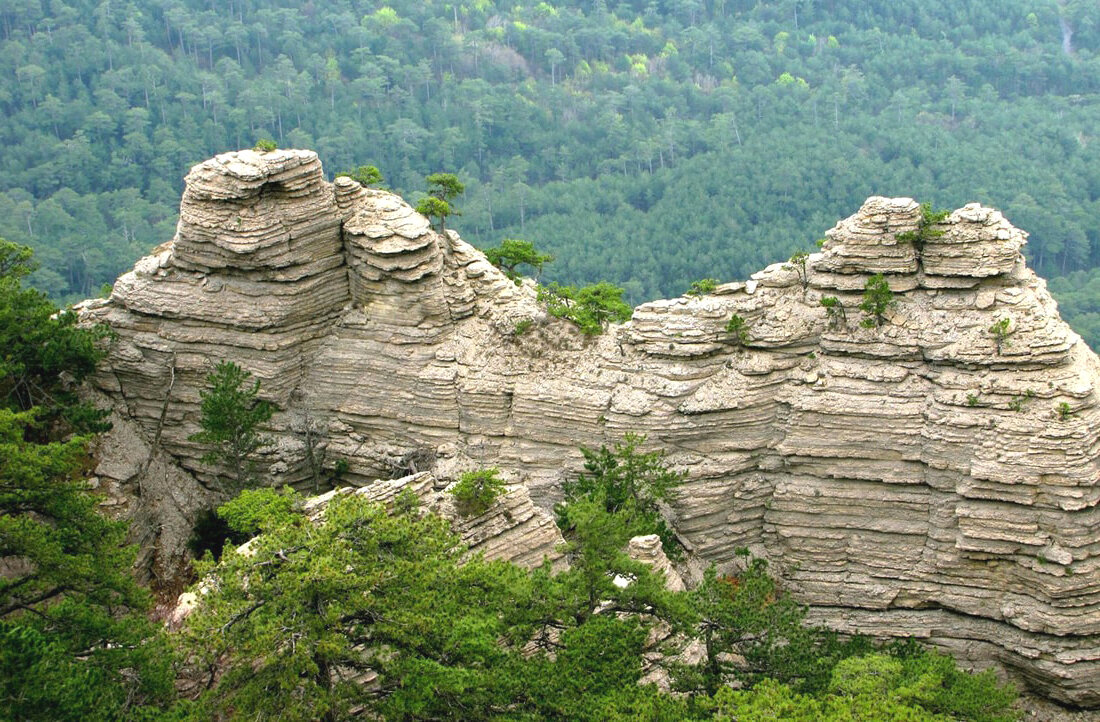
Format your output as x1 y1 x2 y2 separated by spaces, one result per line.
79 149 1100 706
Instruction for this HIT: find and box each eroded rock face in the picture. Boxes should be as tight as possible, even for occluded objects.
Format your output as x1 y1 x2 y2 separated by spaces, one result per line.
81 150 1100 706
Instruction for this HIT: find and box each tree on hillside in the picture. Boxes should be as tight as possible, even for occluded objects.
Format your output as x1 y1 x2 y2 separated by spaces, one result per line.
0 239 109 436
0 242 173 719
859 274 896 328
179 491 533 721
189 361 274 490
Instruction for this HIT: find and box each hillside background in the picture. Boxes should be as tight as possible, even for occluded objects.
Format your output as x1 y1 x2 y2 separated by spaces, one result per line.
4 0 1100 344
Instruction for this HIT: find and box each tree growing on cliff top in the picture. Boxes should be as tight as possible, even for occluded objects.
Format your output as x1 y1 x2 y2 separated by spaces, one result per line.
538 280 632 335
336 164 384 188
190 361 274 490
416 172 465 233
484 239 553 283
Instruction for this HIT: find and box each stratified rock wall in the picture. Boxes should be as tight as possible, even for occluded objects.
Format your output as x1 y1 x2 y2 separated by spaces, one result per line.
81 150 1100 706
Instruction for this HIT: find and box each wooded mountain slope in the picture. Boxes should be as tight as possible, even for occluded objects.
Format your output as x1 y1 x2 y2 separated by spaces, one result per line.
3 0 1100 343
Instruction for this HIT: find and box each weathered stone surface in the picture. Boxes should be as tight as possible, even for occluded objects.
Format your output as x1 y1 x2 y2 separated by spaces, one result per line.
302 472 565 569
83 152 1100 706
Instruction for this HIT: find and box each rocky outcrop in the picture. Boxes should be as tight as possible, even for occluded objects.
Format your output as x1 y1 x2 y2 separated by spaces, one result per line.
81 149 1100 706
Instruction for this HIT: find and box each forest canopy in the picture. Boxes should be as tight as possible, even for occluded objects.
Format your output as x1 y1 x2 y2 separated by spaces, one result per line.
2 0 1100 348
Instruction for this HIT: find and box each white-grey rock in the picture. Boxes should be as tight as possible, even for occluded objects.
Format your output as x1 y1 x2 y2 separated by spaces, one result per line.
82 153 1100 707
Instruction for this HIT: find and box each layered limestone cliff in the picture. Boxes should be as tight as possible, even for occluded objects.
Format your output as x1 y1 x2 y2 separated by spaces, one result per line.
80 149 1100 706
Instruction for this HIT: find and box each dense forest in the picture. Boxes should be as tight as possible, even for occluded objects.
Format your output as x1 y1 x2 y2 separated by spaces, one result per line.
3 0 1100 343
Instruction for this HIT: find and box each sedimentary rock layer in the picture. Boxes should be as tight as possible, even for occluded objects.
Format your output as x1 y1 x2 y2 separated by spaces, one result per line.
81 149 1100 706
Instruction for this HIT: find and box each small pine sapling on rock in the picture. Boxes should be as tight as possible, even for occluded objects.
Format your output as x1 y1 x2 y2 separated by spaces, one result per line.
336 164 384 188
820 296 846 329
725 314 749 345
685 278 719 297
988 317 1012 354
189 361 274 491
415 172 464 232
859 274 896 328
895 201 949 258
538 281 632 335
784 250 810 290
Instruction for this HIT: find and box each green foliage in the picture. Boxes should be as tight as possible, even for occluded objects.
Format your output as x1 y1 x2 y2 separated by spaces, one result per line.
418 174 465 232
559 433 684 555
785 251 811 290
217 486 301 536
426 172 465 202
820 295 847 330
394 486 420 516
539 280 632 335
1057 401 1074 420
253 138 278 152
414 195 454 232
513 318 534 336
1008 389 1035 412
883 641 1018 722
967 393 981 407
686 278 719 296
336 164 384 187
676 561 870 698
188 361 274 490
896 202 949 256
709 648 1017 722
450 468 507 516
0 239 109 435
175 433 1021 722
989 317 1012 354
859 274 896 328
484 238 554 283
179 493 533 721
725 313 749 345
0 241 171 721
0 409 172 718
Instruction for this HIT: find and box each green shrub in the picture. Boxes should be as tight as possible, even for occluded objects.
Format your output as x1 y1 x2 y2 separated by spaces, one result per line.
513 318 534 335
217 487 301 536
336 164 384 187
451 468 507 516
725 313 749 345
896 201 949 257
685 278 719 296
485 239 553 283
859 274 895 327
558 433 684 555
253 138 277 152
785 250 810 290
538 281 632 335
988 318 1012 354
820 296 846 329
394 487 420 516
